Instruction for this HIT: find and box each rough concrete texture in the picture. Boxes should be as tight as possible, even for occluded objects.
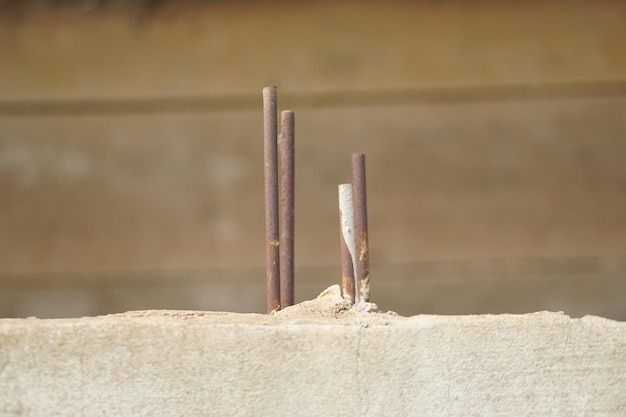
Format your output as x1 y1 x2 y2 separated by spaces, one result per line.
1 285 624 417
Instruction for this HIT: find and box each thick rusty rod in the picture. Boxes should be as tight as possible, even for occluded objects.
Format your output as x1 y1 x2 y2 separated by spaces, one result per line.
338 183 357 304
352 153 370 302
263 86 280 313
279 110 295 308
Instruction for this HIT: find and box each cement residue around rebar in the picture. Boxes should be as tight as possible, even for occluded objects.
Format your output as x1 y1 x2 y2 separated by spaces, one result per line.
275 284 388 321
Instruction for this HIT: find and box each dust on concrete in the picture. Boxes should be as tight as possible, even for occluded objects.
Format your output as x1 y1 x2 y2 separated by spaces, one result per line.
275 284 387 322
1 285 401 326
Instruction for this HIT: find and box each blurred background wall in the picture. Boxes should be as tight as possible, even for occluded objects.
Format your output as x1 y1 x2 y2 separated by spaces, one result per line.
1 0 625 319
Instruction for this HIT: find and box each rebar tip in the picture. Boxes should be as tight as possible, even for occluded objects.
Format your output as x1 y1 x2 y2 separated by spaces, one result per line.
263 86 277 97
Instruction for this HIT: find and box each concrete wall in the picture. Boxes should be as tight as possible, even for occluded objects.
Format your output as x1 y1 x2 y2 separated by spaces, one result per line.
1 0 625 317
1 288 625 416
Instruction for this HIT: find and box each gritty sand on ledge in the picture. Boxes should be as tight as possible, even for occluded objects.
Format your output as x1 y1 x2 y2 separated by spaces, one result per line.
1 285 398 326
2 284 621 327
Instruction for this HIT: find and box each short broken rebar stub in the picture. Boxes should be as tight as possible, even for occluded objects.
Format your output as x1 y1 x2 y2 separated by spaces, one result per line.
338 183 357 304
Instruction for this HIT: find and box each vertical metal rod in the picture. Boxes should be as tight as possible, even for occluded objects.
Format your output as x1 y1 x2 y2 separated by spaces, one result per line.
279 110 295 308
263 86 280 313
338 184 357 304
352 153 370 302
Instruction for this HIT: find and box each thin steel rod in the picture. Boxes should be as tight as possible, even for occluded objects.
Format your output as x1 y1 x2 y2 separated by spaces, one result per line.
338 183 357 304
352 153 370 302
279 110 295 308
263 86 280 313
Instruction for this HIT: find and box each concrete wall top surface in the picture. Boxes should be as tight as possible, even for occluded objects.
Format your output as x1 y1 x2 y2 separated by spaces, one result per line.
1 287 624 416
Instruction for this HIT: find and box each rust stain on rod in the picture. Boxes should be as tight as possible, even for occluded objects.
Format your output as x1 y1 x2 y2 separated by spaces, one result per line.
263 86 280 313
338 183 356 304
280 110 295 308
352 153 370 302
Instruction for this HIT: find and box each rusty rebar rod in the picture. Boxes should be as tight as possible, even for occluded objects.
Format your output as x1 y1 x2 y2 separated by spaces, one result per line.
352 153 370 302
338 183 357 304
279 110 295 308
263 86 280 313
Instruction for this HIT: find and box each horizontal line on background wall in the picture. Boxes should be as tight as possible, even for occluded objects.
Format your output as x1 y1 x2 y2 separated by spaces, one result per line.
1 80 625 116
1 255 624 289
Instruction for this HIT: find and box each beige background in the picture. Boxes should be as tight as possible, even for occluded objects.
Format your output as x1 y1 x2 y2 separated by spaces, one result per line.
1 0 625 318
